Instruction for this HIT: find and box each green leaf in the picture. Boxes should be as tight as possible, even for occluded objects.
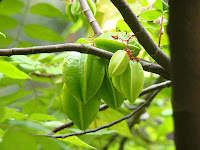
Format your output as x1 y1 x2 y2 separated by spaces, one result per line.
0 35 13 47
68 128 117 135
28 113 55 121
60 136 97 149
0 0 24 15
0 106 5 122
139 10 162 21
76 38 90 44
164 11 169 20
0 128 4 137
116 19 132 33
9 120 50 133
24 24 63 42
137 0 148 6
98 109 132 138
36 136 66 150
0 129 37 150
0 60 31 79
49 52 68 64
11 55 40 66
30 3 63 17
3 108 27 120
153 0 163 11
0 15 18 30
0 32 6 38
17 41 35 48
162 1 169 11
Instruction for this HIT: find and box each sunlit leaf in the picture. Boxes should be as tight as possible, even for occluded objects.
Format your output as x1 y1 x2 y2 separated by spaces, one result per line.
0 61 31 79
139 10 162 21
28 113 55 121
24 24 63 42
0 0 24 15
97 108 132 138
0 35 13 47
60 136 97 149
153 0 163 11
116 19 132 33
0 15 18 30
0 129 37 150
17 42 34 48
30 3 63 17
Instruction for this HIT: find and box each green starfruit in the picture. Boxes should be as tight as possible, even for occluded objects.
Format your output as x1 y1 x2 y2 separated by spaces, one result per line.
120 61 144 104
62 84 101 131
62 52 105 104
109 50 130 77
98 68 125 110
112 75 122 93
94 32 141 55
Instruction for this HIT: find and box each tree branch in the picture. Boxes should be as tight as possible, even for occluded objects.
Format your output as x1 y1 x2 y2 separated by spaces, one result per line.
110 0 171 71
139 59 170 79
139 80 171 96
0 43 112 59
79 0 103 35
0 43 170 79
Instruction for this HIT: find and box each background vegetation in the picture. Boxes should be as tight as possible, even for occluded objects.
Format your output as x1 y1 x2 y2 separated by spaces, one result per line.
0 0 173 149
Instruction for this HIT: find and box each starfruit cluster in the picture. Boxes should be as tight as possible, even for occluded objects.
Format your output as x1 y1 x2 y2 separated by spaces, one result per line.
65 0 96 23
109 50 144 104
62 52 105 130
62 33 143 131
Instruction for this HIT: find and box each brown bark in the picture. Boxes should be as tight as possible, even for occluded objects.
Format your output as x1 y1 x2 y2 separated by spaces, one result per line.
168 0 200 149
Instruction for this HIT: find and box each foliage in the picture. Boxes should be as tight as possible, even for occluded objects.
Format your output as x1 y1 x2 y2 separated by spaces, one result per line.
0 0 173 149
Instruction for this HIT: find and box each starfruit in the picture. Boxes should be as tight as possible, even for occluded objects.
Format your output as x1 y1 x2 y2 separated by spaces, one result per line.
109 50 130 77
94 32 141 55
112 75 122 93
62 84 101 131
66 3 79 23
87 0 96 16
62 52 105 104
120 61 144 104
98 68 125 110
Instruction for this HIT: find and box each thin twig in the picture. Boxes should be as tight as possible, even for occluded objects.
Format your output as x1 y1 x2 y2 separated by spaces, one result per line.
79 0 103 35
31 73 61 77
158 12 165 48
110 0 171 71
139 80 171 96
37 89 161 139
